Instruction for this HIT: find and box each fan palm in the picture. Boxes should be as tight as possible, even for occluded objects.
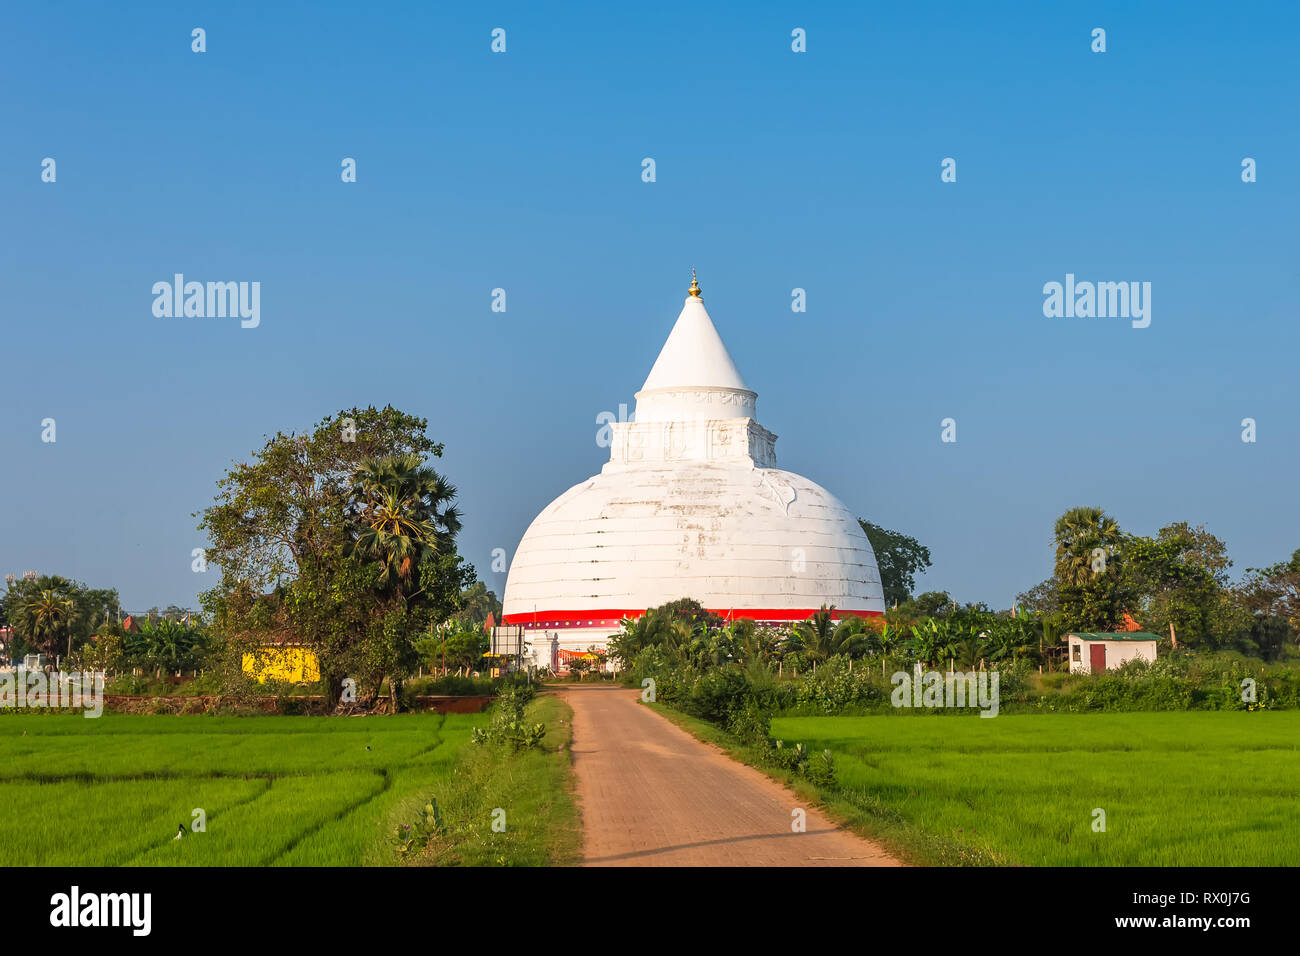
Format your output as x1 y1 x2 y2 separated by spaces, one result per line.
347 453 461 598
1053 506 1121 586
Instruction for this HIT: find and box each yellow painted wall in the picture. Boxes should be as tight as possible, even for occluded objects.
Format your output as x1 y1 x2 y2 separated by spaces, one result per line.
241 646 320 684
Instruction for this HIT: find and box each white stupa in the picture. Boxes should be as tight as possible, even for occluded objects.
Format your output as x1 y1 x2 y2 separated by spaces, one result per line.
502 274 885 668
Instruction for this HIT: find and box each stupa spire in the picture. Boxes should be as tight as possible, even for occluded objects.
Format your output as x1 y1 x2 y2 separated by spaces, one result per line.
640 276 749 395
633 278 757 424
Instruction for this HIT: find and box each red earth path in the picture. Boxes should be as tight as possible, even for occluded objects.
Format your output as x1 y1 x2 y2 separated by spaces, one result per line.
554 684 902 867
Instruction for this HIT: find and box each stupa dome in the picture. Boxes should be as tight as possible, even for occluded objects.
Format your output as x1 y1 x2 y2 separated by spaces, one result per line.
501 277 885 663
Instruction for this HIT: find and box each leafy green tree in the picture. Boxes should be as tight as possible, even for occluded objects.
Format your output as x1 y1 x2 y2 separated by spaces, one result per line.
450 581 503 631
83 632 126 673
1155 522 1233 586
858 519 932 606
1015 578 1060 615
657 597 725 629
198 406 474 707
664 618 732 669
1123 527 1233 648
951 629 992 670
1057 571 1137 633
610 607 676 665
888 590 954 624
76 588 120 633
1235 548 1300 655
1244 616 1291 662
442 630 490 672
982 616 1041 666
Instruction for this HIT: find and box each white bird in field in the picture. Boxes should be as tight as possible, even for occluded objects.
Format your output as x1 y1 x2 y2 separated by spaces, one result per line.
174 825 185 840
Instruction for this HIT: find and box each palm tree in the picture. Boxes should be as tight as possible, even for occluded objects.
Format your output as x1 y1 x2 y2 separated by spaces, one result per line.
347 453 461 710
791 606 869 663
347 453 461 599
831 615 872 658
662 617 702 667
26 590 76 660
952 630 991 670
726 619 777 670
1053 506 1121 586
790 607 832 663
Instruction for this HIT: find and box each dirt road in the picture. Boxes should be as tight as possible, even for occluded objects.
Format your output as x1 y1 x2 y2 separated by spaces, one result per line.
555 684 901 866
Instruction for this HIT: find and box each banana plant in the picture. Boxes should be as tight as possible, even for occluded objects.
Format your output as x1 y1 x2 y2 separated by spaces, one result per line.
909 619 945 668
876 622 902 677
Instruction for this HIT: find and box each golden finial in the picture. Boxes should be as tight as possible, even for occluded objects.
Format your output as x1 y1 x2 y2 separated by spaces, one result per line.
688 269 701 297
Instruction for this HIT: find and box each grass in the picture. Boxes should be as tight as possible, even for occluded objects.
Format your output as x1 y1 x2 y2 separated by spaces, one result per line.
771 711 1300 866
0 696 579 866
650 703 1300 866
413 694 582 866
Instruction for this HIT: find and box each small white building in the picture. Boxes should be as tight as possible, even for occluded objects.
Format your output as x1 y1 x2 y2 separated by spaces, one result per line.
1066 632 1159 674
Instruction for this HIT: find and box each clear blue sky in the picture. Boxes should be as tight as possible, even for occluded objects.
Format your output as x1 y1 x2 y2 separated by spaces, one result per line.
2 1 1296 612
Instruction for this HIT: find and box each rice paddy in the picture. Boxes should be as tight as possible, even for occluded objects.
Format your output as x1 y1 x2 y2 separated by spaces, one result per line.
768 711 1300 865
0 710 486 866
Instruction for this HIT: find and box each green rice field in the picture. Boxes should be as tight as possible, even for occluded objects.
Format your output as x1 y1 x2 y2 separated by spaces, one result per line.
0 710 491 866
769 711 1300 866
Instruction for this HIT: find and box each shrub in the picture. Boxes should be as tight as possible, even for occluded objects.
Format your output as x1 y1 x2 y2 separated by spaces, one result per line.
471 686 545 751
766 740 838 787
794 655 886 713
684 667 751 724
726 697 771 745
390 799 444 856
805 748 836 787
